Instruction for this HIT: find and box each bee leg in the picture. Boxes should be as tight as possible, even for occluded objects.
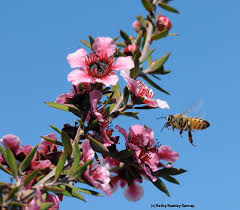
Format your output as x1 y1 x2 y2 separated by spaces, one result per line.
187 122 195 146
180 130 183 137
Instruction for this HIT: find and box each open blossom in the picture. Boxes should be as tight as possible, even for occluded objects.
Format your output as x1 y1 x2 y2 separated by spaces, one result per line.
156 14 172 32
121 70 169 109
67 37 134 87
116 124 179 182
0 134 21 154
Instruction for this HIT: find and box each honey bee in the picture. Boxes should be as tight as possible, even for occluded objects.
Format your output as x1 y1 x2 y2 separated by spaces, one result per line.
161 114 210 145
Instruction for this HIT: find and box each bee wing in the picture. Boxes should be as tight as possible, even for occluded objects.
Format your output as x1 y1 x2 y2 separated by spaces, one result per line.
182 100 204 116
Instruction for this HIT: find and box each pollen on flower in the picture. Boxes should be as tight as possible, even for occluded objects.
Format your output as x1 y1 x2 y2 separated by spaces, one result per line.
85 52 114 78
136 80 154 98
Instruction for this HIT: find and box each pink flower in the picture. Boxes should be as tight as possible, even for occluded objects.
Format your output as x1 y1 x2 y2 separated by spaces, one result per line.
0 134 21 154
156 14 172 32
158 145 179 164
67 37 134 86
116 124 159 181
84 164 112 196
38 134 57 155
17 145 33 157
56 92 72 104
132 20 141 31
24 187 60 210
121 70 169 109
82 139 94 162
123 45 141 56
123 180 144 202
31 159 52 170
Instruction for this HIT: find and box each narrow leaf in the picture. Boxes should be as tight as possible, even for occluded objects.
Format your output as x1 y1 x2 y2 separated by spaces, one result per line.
49 124 61 135
119 112 139 120
112 83 121 100
140 48 156 64
67 185 102 197
116 42 126 47
23 169 39 186
19 145 38 172
40 202 54 210
89 36 95 47
152 178 170 197
141 73 170 95
153 168 187 176
55 152 67 180
113 36 120 42
151 52 170 72
65 184 86 201
72 159 92 179
5 145 18 179
160 174 180 184
158 2 179 14
87 135 108 153
136 15 147 27
151 29 169 41
41 136 63 146
44 186 64 194
0 163 12 175
61 131 72 158
141 0 154 12
0 145 7 161
120 30 132 45
80 40 91 49
123 86 129 106
69 141 81 175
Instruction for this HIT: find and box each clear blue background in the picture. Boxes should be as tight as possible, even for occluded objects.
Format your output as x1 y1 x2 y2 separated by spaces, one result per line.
0 0 239 209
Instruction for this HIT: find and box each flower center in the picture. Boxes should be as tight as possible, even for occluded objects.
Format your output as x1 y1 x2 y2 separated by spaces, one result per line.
136 80 154 98
86 52 114 78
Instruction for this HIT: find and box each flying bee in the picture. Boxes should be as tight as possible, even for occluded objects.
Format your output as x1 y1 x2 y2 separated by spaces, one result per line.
160 113 210 145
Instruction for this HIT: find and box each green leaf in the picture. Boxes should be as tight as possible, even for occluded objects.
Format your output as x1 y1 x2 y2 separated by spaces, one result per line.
19 145 38 172
64 184 86 201
87 135 108 153
159 174 180 184
113 36 120 42
140 48 156 64
6 185 21 201
0 163 12 175
5 145 18 179
120 30 132 45
103 92 114 109
40 202 54 210
151 52 170 72
112 83 121 100
61 131 72 158
168 33 179 36
49 124 61 135
0 146 7 162
67 185 102 197
55 152 67 180
89 36 95 47
44 186 65 194
72 159 92 179
112 150 135 161
134 106 155 109
80 40 91 49
123 86 129 106
41 136 63 146
23 169 39 186
136 31 142 47
141 73 170 95
69 141 81 176
136 15 147 27
153 168 187 176
116 42 127 48
151 29 169 41
45 102 81 117
158 2 179 14
141 0 154 12
152 178 170 197
130 67 139 79
119 112 139 120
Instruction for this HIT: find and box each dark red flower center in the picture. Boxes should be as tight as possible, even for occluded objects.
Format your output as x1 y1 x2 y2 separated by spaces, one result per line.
136 80 154 98
86 52 114 78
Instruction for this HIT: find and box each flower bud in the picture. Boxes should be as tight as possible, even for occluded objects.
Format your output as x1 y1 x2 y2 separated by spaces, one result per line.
156 14 172 32
123 45 141 56
132 20 140 32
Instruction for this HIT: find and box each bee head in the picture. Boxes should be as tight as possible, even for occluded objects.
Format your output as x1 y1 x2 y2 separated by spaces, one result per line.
166 115 174 126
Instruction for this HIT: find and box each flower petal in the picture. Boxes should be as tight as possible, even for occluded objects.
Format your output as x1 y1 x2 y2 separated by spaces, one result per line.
93 37 116 57
123 181 144 202
95 74 118 86
82 139 94 161
67 69 92 85
0 134 21 154
113 56 134 71
67 48 88 68
158 145 179 163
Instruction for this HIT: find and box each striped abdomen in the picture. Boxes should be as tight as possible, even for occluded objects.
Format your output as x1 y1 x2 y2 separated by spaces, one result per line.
188 117 210 130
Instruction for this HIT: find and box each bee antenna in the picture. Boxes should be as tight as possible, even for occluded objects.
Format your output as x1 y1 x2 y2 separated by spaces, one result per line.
161 124 166 132
156 116 167 120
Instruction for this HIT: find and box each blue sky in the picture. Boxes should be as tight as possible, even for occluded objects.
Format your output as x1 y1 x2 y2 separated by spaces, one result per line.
0 0 239 209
